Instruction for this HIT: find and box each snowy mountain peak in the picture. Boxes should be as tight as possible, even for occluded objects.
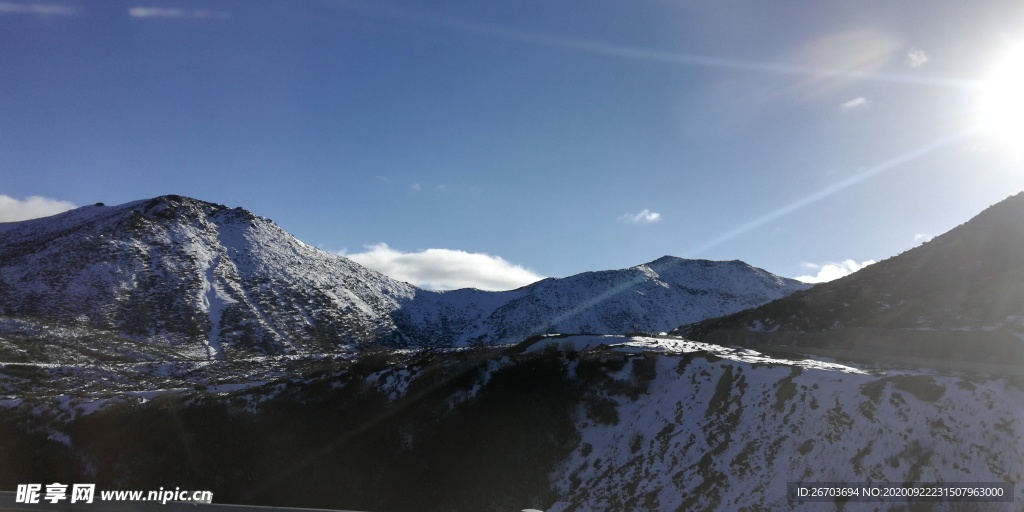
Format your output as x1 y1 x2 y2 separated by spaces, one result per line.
637 256 762 277
134 194 270 226
399 255 810 347
0 195 418 360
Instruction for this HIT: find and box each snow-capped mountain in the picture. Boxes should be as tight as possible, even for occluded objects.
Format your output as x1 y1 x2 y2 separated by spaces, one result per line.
0 195 418 360
400 256 810 346
0 195 808 361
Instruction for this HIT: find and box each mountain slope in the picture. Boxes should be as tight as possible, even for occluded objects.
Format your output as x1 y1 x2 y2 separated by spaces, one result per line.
0 195 808 360
0 195 418 359
675 192 1024 365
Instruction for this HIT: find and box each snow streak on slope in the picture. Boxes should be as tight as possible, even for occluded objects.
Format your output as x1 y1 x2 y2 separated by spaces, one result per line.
200 254 230 358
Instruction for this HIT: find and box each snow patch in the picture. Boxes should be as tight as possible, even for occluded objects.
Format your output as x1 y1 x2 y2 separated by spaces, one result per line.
526 334 867 374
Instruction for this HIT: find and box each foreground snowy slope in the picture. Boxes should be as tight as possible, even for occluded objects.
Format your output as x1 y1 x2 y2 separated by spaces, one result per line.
3 336 1018 511
0 195 807 360
535 337 1022 511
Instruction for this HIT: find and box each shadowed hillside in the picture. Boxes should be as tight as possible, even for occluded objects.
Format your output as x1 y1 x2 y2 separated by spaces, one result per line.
675 192 1024 366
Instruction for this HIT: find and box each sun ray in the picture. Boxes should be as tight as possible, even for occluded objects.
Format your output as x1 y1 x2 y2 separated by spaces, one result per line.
682 130 974 257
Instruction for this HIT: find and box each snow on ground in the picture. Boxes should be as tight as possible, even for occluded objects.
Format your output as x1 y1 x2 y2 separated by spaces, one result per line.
367 367 416 401
545 347 1024 511
525 334 868 374
1 327 1020 511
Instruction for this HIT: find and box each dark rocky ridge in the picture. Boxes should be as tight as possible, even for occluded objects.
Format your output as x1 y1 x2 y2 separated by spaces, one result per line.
675 192 1024 366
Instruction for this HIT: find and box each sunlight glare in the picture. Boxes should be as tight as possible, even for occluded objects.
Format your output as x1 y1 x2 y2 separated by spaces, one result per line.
977 43 1024 152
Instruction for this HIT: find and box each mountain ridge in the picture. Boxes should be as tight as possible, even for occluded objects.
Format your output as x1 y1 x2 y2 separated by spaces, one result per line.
673 191 1024 365
399 254 810 346
0 194 809 361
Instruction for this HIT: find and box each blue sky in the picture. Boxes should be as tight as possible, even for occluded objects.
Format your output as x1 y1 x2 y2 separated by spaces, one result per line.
2 0 1024 289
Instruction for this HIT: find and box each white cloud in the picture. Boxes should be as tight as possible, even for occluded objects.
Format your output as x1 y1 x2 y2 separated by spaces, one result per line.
619 209 661 224
345 243 545 291
840 97 868 109
913 233 932 244
0 195 76 222
795 259 875 283
905 47 928 68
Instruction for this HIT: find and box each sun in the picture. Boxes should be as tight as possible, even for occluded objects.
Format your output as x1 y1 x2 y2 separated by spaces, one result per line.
977 43 1024 149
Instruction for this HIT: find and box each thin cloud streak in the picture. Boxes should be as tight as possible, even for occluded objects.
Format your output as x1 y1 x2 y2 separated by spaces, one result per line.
0 2 75 15
620 209 661 224
841 97 868 109
128 7 230 19
333 0 977 90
